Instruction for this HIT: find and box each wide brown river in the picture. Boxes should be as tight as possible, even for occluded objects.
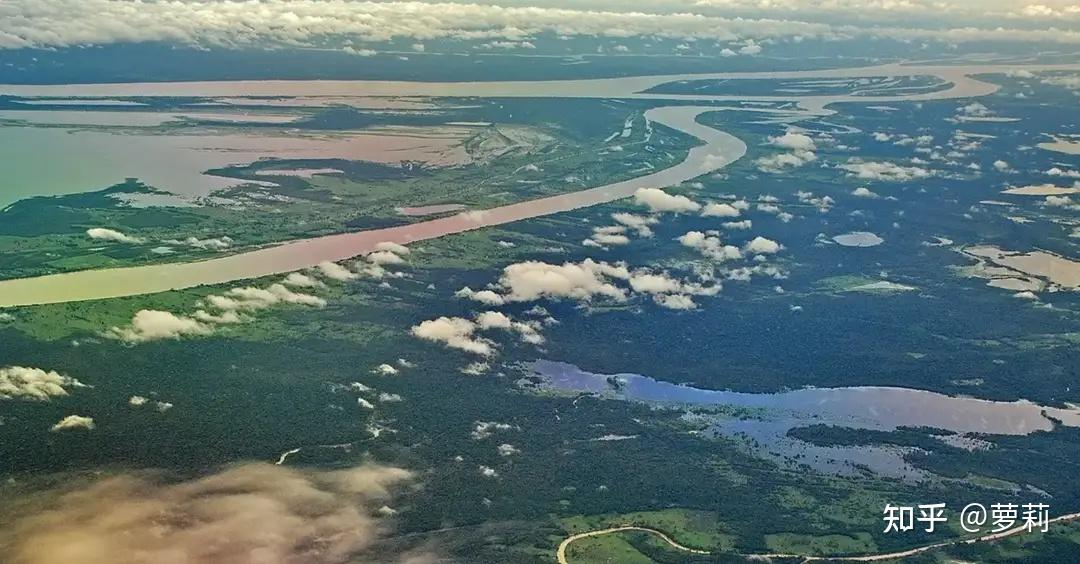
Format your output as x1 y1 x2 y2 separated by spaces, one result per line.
1 61 1077 307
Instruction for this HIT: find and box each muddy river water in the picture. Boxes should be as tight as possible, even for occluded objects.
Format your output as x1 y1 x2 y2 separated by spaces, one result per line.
0 61 1077 307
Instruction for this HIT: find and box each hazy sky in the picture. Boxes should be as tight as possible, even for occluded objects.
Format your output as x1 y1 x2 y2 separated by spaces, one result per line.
0 0 1077 51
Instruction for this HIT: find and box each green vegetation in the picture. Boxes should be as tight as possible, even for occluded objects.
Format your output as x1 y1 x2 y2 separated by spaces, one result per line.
764 531 877 556
0 97 692 281
644 75 949 97
561 509 735 552
3 68 1080 564
565 533 654 564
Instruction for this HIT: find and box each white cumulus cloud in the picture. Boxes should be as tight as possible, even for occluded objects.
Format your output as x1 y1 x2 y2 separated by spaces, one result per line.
108 310 213 342
678 231 742 262
744 236 782 254
634 188 701 214
494 259 629 303
86 228 143 244
701 202 741 217
411 316 494 356
840 159 932 181
50 415 95 431
316 261 358 281
611 212 658 237
455 286 507 306
0 366 86 401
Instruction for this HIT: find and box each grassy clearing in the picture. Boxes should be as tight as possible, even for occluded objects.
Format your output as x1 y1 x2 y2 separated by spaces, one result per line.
764 531 877 556
561 508 735 552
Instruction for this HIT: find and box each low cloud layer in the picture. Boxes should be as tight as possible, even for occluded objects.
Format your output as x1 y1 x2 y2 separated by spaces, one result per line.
840 159 932 181
411 310 545 356
86 228 143 244
0 366 86 401
1 0 1077 52
745 236 782 254
0 462 416 564
583 225 631 248
610 213 658 237
701 202 741 218
107 310 213 342
756 130 818 173
317 261 358 281
163 236 233 251
354 243 411 279
104 249 406 344
494 259 629 302
627 269 721 310
411 316 495 356
88 229 235 253
678 230 743 262
207 284 327 312
109 279 330 343
453 213 785 318
682 230 743 261
49 414 95 432
634 188 701 214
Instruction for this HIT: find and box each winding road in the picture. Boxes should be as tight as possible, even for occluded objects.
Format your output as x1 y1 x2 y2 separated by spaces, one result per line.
7 56 1080 563
556 526 709 563
1 61 1078 307
557 511 1080 563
